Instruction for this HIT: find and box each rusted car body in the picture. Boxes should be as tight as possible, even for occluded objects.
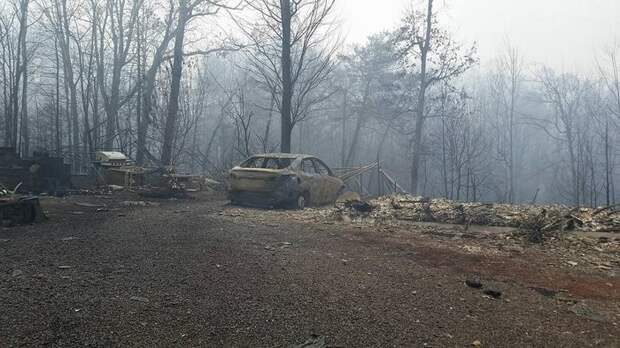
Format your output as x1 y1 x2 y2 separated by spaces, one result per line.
228 154 345 209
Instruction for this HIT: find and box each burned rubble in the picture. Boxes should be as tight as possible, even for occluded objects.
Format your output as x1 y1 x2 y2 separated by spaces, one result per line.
333 194 620 234
0 182 46 226
92 151 220 199
0 147 71 195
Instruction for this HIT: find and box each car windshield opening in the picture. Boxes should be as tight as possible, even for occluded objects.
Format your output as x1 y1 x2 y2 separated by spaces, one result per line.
241 157 293 170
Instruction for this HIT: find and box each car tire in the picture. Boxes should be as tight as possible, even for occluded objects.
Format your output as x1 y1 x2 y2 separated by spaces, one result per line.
295 194 306 210
337 185 346 196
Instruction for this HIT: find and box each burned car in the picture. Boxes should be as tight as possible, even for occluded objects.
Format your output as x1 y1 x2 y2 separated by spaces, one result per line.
228 154 345 209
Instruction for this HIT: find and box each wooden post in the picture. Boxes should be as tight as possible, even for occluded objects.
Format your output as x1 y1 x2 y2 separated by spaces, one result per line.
390 171 397 193
376 157 382 196
360 172 364 196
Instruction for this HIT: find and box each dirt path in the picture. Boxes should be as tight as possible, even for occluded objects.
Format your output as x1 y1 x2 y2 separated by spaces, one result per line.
1 195 619 347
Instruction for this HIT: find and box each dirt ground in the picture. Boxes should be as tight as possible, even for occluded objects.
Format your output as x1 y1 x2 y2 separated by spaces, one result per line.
1 192 619 347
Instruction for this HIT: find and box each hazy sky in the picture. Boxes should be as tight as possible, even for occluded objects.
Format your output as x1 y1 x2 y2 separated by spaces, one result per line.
338 0 620 73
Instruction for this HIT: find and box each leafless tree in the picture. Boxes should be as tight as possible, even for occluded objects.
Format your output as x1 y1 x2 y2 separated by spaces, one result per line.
538 68 587 206
394 0 476 194
160 0 239 166
489 42 525 203
0 0 30 154
596 45 620 205
236 0 338 153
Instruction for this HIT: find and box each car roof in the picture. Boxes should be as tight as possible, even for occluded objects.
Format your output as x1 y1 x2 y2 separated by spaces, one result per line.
251 153 314 160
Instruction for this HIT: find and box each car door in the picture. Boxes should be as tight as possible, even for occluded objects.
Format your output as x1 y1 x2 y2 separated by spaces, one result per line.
312 158 344 204
299 158 321 205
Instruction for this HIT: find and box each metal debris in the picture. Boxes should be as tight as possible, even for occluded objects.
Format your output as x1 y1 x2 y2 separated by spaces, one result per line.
0 196 46 226
335 194 620 233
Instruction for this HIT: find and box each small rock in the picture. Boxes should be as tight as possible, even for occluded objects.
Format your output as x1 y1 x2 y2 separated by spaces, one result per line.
483 289 502 299
465 277 483 289
530 286 557 297
11 269 23 277
293 334 326 348
108 185 124 191
472 340 482 347
340 214 352 224
566 261 578 267
58 265 72 269
130 296 150 303
506 245 524 253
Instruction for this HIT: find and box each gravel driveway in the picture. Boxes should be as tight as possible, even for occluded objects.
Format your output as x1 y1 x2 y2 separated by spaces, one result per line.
1 194 618 347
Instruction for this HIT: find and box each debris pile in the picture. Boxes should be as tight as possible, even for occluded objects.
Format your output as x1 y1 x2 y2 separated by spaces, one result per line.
0 193 46 226
0 147 71 194
336 194 620 233
92 151 220 198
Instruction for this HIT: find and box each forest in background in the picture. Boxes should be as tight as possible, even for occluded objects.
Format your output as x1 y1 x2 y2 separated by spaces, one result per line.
1 0 620 206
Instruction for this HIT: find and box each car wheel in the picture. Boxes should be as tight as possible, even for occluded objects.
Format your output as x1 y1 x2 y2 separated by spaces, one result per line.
295 194 306 210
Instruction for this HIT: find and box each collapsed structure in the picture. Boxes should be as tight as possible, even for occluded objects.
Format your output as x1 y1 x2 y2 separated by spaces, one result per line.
0 147 71 194
337 194 620 233
93 151 215 195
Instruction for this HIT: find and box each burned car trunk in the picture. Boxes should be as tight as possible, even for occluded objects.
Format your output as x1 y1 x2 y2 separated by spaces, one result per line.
228 154 345 209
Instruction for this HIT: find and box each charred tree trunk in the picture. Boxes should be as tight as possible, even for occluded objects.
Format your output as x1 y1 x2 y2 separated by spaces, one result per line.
136 7 175 165
262 94 275 153
54 0 80 170
345 83 369 166
604 118 611 206
1 36 9 146
18 0 29 155
54 37 61 156
340 89 347 167
160 0 188 166
280 0 293 153
410 0 433 194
